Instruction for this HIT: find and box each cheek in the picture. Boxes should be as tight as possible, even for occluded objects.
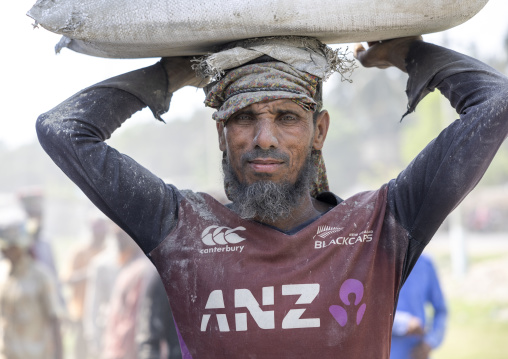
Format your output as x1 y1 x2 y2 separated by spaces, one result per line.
224 129 252 160
224 126 250 150
223 141 246 179
287 135 313 165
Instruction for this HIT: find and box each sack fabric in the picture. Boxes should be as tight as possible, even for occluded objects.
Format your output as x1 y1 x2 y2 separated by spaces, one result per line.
27 0 489 58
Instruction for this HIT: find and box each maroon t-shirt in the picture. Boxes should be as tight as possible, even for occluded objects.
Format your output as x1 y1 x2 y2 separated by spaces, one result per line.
150 187 408 358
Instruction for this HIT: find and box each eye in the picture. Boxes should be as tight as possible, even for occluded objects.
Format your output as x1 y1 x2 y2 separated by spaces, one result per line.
278 114 299 124
229 113 254 126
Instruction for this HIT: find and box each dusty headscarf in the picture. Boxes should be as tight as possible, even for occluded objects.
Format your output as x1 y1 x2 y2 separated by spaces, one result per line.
197 36 354 198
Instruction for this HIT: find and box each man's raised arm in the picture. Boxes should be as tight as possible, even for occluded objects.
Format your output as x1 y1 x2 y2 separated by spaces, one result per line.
36 58 204 253
356 38 508 271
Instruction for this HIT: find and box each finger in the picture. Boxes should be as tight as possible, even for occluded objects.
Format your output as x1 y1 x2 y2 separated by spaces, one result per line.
353 43 365 59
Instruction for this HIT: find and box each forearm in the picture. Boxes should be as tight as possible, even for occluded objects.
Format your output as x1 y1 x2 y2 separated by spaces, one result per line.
404 41 508 118
425 309 447 349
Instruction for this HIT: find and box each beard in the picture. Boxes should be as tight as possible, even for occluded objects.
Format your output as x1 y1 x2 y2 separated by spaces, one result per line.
222 148 316 223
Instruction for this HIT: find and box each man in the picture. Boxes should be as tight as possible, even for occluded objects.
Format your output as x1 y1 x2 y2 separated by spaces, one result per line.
82 223 124 358
137 271 182 359
64 217 109 359
391 254 447 359
0 195 64 359
17 187 65 304
102 226 154 359
36 35 508 358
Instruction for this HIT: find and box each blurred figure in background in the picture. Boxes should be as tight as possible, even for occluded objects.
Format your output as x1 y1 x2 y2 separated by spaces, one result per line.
64 217 109 359
137 272 182 359
82 222 120 359
17 187 65 304
390 254 448 359
102 226 154 359
0 193 64 359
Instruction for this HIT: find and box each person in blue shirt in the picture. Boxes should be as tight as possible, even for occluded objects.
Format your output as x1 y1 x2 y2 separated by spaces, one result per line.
391 254 448 359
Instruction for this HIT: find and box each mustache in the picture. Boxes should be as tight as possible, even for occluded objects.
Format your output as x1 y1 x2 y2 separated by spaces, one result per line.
240 148 290 163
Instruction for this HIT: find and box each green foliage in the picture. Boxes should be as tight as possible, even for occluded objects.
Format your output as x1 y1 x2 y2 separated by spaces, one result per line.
400 91 446 164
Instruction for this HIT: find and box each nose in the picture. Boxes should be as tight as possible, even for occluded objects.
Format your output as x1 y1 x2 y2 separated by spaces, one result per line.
253 119 278 150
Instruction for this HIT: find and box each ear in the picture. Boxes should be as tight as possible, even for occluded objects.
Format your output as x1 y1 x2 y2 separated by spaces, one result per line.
312 110 330 150
216 121 227 152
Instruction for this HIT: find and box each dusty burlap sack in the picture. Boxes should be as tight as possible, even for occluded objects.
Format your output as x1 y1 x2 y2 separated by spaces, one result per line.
27 0 489 58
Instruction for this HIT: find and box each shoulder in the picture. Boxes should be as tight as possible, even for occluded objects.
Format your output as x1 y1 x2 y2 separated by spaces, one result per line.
337 185 389 209
178 190 227 222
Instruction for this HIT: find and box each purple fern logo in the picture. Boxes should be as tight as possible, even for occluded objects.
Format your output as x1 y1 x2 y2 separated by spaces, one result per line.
329 279 367 327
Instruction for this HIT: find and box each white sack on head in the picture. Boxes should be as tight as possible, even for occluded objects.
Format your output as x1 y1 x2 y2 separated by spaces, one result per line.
193 36 350 81
27 0 489 59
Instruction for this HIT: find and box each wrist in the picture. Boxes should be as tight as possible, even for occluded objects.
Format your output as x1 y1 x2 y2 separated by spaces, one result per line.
387 36 423 73
160 57 209 93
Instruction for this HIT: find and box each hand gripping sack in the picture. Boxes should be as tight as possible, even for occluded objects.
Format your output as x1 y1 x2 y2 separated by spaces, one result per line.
27 0 489 58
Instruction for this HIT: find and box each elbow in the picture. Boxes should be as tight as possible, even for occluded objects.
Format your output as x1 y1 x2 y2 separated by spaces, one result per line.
35 112 50 142
36 111 57 149
35 109 71 155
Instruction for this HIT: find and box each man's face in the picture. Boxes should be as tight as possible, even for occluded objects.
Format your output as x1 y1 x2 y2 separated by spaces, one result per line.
217 99 329 221
217 99 328 186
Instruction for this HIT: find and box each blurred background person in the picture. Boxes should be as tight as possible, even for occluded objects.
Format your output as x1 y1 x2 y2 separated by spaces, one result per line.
102 226 154 359
63 217 109 359
137 271 182 359
82 220 120 359
0 193 65 359
391 254 448 359
17 186 65 305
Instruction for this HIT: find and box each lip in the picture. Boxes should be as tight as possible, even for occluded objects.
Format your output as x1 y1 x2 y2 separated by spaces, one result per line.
248 158 284 173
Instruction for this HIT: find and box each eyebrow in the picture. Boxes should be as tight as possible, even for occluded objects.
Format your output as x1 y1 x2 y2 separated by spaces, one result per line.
235 108 304 117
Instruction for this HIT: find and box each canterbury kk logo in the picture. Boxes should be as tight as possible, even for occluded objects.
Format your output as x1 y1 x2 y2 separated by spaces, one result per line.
314 225 343 239
201 226 246 246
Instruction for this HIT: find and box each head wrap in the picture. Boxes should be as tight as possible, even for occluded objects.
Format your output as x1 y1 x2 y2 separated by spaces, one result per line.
0 193 30 250
204 61 319 123
198 36 353 198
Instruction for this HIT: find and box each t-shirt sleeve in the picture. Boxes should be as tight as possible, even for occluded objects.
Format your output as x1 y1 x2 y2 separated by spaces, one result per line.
388 41 508 274
36 62 182 253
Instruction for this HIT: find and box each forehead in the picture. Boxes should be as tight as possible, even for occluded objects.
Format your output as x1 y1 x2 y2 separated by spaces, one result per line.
235 98 310 116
